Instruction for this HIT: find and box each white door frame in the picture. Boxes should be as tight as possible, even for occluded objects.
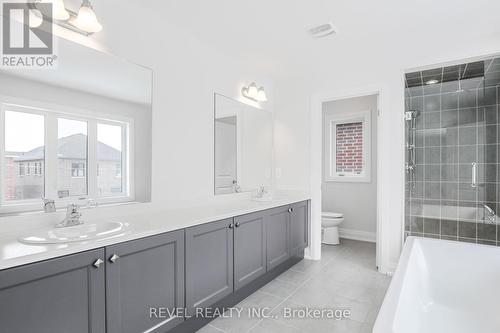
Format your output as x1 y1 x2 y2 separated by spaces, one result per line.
309 85 387 271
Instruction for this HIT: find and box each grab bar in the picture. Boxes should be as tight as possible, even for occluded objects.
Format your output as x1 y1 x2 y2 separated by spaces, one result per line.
471 162 477 188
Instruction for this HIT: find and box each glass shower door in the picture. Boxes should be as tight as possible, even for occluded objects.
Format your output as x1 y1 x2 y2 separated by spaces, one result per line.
404 57 500 245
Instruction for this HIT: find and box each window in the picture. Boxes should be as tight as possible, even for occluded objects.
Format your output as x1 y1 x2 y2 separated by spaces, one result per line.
58 190 69 198
35 162 42 175
324 111 371 182
3 110 45 201
1 103 132 212
97 123 125 198
71 163 85 178
58 118 87 198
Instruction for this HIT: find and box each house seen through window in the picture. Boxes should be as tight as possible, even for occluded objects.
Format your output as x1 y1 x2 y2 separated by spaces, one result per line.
2 106 130 208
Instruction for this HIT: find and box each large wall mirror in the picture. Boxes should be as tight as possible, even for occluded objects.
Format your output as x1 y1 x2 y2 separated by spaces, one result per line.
0 37 152 213
214 94 272 195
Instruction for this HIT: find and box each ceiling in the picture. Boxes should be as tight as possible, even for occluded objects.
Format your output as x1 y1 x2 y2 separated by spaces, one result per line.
406 58 500 87
405 57 500 98
137 0 500 78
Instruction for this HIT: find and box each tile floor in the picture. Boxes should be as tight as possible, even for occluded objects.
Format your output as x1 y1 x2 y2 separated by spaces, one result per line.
197 239 390 333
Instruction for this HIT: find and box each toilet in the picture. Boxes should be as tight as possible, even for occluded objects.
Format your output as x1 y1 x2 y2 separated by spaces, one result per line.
322 212 344 245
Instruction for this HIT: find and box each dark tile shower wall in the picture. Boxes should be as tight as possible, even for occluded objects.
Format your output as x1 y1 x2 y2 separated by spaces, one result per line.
404 58 500 245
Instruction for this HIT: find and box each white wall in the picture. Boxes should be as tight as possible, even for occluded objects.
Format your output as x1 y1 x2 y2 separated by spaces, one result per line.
0 73 152 202
322 95 377 238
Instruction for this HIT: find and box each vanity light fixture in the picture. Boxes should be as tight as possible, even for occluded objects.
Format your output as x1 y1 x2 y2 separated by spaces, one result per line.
242 82 268 102
34 0 102 35
70 0 102 33
425 79 439 85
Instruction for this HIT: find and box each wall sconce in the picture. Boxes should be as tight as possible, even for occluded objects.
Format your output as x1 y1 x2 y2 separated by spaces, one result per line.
34 0 103 35
241 82 268 102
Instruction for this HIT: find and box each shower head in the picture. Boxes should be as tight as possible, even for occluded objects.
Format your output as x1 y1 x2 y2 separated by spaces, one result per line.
405 110 419 121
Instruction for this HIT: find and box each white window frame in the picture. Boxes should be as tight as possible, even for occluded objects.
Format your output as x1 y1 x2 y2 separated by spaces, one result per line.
0 96 135 214
96 119 129 199
324 110 371 183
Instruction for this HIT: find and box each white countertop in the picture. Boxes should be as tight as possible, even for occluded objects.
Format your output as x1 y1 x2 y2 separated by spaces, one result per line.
0 192 310 270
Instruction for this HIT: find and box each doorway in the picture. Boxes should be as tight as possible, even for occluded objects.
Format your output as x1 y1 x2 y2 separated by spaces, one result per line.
320 95 378 262
309 90 382 271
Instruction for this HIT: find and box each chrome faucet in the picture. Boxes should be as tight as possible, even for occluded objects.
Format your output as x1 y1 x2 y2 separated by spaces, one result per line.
482 203 496 223
42 198 56 213
256 186 268 198
232 180 241 193
56 204 83 228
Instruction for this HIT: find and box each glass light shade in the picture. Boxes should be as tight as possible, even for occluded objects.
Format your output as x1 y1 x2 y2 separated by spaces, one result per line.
52 0 70 20
257 87 267 102
40 0 70 20
29 9 43 28
72 1 102 33
247 83 258 99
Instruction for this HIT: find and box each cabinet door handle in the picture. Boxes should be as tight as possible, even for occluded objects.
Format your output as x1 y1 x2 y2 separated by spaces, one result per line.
93 258 104 268
288 208 293 213
109 254 120 263
229 223 234 229
235 222 240 228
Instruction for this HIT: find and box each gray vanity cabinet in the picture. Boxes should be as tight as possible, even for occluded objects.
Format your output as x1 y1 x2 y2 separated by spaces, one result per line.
265 205 291 270
105 230 185 333
233 211 267 290
290 201 309 256
0 249 106 333
185 218 234 316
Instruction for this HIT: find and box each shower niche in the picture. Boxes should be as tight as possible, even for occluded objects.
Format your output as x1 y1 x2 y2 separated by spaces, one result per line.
404 57 500 244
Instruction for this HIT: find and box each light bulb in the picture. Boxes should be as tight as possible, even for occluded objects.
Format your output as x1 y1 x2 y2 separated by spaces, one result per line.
29 9 43 28
39 0 70 20
257 87 267 102
71 0 102 33
247 83 258 99
52 0 70 20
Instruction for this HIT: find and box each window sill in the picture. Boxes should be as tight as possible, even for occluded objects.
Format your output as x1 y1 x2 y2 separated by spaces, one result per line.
0 197 136 216
324 175 371 183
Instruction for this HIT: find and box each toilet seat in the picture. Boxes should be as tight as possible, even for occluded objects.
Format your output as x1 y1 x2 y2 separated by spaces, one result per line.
322 212 343 219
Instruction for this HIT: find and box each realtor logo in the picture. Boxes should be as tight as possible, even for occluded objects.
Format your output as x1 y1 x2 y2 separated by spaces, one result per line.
2 2 57 68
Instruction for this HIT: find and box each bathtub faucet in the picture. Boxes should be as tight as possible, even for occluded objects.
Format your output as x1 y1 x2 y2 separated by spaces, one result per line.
482 203 496 223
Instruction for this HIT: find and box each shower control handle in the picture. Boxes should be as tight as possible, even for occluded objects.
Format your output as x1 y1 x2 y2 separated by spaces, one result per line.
471 162 477 188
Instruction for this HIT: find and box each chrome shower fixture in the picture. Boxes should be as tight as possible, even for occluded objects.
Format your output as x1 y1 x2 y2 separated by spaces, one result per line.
405 109 419 193
404 110 419 121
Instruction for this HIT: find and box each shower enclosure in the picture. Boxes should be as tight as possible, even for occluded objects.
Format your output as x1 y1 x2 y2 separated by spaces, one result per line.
404 56 500 244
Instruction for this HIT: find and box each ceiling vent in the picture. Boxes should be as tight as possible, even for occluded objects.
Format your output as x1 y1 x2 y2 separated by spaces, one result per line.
308 23 337 38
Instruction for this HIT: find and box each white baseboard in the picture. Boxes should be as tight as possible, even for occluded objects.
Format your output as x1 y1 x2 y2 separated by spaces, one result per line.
339 228 376 243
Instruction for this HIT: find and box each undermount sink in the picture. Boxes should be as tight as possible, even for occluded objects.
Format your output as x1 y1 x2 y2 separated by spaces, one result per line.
18 221 131 245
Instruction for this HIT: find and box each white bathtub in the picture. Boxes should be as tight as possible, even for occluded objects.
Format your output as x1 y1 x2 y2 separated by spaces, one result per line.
374 237 500 333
